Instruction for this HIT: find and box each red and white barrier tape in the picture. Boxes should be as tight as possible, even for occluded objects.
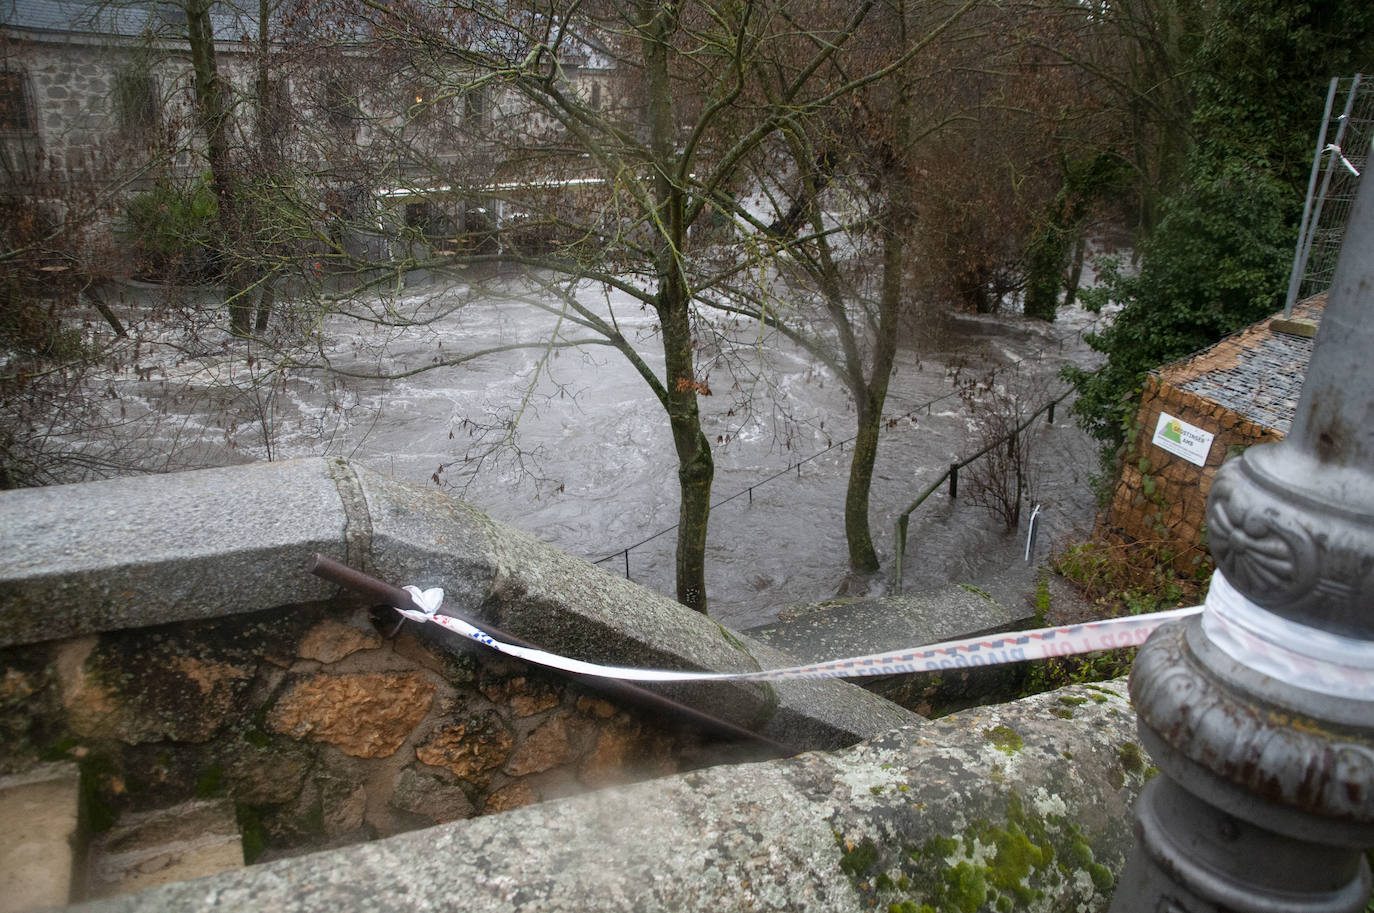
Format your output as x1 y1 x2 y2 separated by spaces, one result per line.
397 586 1202 682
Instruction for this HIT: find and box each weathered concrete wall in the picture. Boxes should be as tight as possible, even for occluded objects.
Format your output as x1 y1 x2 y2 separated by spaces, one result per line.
747 584 1037 717
71 678 1153 913
1 459 1163 911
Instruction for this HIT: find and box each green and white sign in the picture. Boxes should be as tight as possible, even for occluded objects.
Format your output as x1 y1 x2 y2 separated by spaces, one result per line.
1152 411 1214 467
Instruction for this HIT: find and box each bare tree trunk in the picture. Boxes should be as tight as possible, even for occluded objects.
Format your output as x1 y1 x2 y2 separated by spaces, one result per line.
1063 234 1087 309
254 283 274 333
662 293 713 613
250 0 279 335
643 0 712 613
83 282 127 338
185 0 250 335
845 395 883 572
843 220 903 572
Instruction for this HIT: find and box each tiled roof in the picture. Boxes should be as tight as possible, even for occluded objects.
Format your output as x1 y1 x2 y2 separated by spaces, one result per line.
2 0 254 40
1154 295 1325 435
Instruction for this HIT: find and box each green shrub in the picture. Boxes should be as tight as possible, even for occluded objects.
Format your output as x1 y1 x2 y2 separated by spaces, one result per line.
123 174 220 281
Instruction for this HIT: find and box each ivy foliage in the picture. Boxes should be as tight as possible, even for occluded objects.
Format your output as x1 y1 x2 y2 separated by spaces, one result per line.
1067 0 1374 461
1067 158 1294 453
1022 152 1131 322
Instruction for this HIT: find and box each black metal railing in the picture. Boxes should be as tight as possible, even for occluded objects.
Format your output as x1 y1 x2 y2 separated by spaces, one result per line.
891 386 1074 594
591 314 1108 584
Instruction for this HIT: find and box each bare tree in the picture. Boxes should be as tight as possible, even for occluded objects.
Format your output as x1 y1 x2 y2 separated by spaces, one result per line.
703 0 1111 573
273 0 981 613
956 368 1044 532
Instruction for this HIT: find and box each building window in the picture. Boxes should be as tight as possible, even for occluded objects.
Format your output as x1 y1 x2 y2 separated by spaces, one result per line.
405 201 432 232
115 71 159 132
463 86 487 123
324 78 356 129
590 82 601 111
408 82 451 122
256 75 291 138
0 71 36 132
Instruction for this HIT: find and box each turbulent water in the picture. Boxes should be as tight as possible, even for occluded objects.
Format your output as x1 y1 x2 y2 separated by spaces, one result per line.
78 270 1109 630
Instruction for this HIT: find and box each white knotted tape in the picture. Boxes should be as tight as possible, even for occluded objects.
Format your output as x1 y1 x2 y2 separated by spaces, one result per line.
1325 142 1361 177
398 585 1202 682
1200 571 1374 697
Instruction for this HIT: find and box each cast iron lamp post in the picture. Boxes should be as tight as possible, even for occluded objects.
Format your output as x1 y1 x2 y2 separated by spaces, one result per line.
1109 168 1374 910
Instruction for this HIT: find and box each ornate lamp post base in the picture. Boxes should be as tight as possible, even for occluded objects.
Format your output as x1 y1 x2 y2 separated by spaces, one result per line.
1111 162 1374 911
1112 615 1373 913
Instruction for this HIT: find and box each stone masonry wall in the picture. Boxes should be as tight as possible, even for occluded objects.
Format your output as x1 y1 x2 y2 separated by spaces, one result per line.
1110 375 1281 564
0 597 750 864
4 37 200 177
73 679 1158 913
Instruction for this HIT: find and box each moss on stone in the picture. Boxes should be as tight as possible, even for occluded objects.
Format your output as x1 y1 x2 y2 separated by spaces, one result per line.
236 803 266 864
240 727 272 749
838 835 880 881
984 725 1023 755
943 861 988 912
77 751 120 833
194 762 226 798
845 787 1125 913
713 622 753 657
1117 741 1145 775
746 681 779 731
923 835 960 861
1068 832 1112 890
1058 696 1088 707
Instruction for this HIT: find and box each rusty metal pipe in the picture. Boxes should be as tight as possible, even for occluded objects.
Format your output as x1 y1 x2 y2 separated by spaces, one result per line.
306 553 795 756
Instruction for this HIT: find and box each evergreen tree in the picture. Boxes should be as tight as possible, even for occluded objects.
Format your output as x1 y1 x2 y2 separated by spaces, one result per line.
1067 0 1374 462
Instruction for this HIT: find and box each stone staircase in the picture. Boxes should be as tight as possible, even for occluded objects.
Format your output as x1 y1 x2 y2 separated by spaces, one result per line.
0 764 82 913
0 764 246 911
84 798 244 901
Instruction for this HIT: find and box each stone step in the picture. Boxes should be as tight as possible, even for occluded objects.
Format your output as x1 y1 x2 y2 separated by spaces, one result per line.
0 762 83 913
744 585 1036 715
85 798 245 901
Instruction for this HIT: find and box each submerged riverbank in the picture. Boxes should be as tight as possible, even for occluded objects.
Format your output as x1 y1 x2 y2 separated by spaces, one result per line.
32 272 1110 629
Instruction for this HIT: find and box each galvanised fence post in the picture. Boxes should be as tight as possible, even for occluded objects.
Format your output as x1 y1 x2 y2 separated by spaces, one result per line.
1109 168 1374 910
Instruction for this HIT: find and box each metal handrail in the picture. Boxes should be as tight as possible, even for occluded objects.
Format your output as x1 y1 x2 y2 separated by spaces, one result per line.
892 386 1075 594
592 314 1108 581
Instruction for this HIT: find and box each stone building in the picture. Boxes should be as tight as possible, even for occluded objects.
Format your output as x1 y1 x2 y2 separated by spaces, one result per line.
1108 294 1324 560
1 0 625 255
1 0 251 184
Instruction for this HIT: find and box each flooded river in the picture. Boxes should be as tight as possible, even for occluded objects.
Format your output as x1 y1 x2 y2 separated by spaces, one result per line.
79 270 1108 630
